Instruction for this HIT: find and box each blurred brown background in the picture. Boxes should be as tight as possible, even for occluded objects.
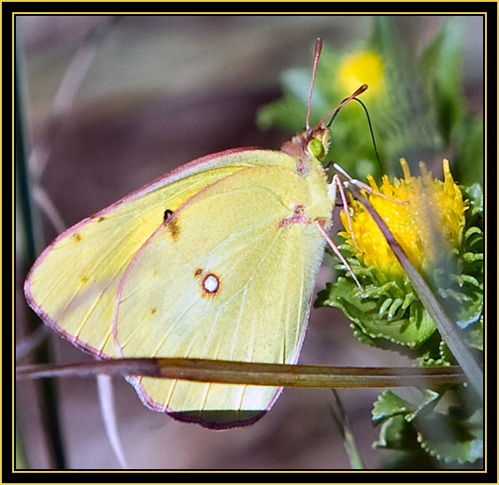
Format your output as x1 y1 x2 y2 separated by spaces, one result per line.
16 15 484 470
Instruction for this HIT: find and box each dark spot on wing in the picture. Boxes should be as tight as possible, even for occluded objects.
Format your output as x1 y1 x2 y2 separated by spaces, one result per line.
97 216 106 223
72 233 82 242
151 307 157 314
194 269 203 277
163 209 180 240
163 209 174 223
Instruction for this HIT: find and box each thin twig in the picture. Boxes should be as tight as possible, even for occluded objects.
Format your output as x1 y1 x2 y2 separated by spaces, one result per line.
16 358 467 389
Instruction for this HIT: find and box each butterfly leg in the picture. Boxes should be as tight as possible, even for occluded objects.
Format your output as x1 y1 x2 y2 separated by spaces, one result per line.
333 163 408 205
315 220 365 295
328 174 362 254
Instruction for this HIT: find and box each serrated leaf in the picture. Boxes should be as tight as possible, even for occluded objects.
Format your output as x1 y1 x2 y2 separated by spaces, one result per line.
319 277 436 349
372 386 483 464
439 341 454 364
374 415 420 451
373 389 441 426
415 409 483 464
405 389 441 422
372 390 414 425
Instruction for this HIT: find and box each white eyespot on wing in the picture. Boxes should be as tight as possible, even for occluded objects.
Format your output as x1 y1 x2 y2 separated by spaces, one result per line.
203 274 220 294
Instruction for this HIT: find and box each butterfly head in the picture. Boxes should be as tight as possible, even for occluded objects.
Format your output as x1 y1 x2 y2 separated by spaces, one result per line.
281 83 367 175
305 122 331 161
281 121 331 173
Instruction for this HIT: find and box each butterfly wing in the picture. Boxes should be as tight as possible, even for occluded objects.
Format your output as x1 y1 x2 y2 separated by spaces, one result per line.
114 165 332 427
25 147 333 428
25 149 298 358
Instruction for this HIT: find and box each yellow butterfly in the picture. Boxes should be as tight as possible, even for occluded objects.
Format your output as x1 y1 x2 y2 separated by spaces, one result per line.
24 40 364 428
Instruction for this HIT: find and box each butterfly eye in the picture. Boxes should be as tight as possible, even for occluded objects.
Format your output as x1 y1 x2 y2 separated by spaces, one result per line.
307 137 325 159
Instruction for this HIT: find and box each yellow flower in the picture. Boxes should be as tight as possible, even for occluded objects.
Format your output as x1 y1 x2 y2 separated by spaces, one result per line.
339 51 384 99
340 159 467 280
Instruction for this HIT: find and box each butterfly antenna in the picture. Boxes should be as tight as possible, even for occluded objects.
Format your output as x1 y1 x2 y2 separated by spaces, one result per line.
328 95 383 173
353 97 384 172
306 38 323 130
319 84 368 127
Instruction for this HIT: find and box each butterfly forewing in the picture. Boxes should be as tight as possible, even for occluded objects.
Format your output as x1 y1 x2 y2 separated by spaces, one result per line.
25 150 298 358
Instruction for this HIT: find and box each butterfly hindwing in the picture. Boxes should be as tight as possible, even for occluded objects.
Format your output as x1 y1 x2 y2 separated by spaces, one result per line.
114 165 331 426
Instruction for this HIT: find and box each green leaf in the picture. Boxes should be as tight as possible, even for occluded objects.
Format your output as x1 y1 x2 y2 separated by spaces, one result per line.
374 415 420 451
373 389 440 426
372 390 414 425
415 408 483 464
372 387 483 464
404 389 441 422
318 275 436 349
